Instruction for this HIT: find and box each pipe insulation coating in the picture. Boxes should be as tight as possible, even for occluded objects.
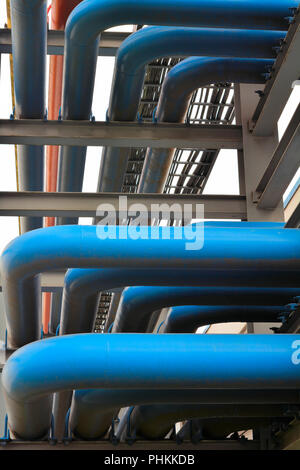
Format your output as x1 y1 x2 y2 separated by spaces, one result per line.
2 333 300 440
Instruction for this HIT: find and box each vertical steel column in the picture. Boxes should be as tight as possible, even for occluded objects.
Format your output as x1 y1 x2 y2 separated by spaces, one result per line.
235 83 284 334
235 84 284 221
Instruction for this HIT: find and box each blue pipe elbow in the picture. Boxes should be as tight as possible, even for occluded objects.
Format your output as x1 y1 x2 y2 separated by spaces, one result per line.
97 27 285 193
2 223 300 348
2 333 300 439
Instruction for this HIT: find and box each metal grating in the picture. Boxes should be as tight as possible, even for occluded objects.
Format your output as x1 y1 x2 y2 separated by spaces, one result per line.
121 61 235 194
94 291 113 333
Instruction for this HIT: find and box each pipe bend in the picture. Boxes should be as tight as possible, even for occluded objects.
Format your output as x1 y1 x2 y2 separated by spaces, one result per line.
3 333 300 439
156 57 274 122
2 223 300 348
65 0 296 46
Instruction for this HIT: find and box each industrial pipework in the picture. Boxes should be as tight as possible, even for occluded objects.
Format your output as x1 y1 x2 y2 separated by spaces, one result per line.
3 333 300 439
3 0 300 447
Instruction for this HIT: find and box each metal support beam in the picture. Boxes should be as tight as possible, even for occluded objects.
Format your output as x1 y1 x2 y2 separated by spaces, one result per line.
0 191 246 219
0 29 129 56
0 119 243 149
0 271 65 292
255 103 300 209
250 10 300 136
235 84 284 222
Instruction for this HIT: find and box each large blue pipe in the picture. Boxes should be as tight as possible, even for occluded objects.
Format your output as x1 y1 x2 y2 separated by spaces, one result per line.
2 333 300 439
161 305 287 333
113 286 298 333
138 57 271 193
97 29 283 193
60 270 298 335
10 0 46 232
70 389 300 440
2 223 300 349
56 0 295 221
51 222 287 333
57 221 288 334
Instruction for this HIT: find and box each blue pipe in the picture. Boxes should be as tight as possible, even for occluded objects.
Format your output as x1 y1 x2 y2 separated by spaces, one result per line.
57 0 295 221
113 286 299 333
2 333 300 439
58 221 289 334
97 29 283 193
10 0 46 232
138 57 272 192
70 388 300 440
2 223 300 349
60 270 299 335
161 305 289 334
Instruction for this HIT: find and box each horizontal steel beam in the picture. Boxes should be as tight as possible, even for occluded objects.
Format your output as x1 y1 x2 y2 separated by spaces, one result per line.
0 28 129 56
0 271 65 292
250 10 300 136
0 119 243 149
254 103 300 209
0 191 247 219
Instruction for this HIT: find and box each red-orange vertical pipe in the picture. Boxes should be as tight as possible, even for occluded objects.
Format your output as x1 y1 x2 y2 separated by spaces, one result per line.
43 0 82 334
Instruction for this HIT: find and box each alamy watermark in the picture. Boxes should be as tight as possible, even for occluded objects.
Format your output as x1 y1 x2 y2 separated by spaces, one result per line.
291 340 300 365
96 196 204 251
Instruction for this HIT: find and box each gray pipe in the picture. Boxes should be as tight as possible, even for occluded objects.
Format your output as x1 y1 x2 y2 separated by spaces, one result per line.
11 0 46 232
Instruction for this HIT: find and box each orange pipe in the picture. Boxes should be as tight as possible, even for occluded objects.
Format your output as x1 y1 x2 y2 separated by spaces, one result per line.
43 0 83 334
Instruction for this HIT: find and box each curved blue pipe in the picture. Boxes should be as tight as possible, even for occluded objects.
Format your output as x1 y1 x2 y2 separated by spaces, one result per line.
113 286 299 333
11 0 46 232
57 0 294 221
2 223 300 348
2 333 300 439
97 26 285 192
97 30 283 193
60 269 299 335
161 305 288 333
70 388 300 440
138 56 272 192
58 221 286 334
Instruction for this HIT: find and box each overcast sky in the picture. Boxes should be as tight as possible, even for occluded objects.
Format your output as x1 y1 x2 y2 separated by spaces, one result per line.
0 0 299 253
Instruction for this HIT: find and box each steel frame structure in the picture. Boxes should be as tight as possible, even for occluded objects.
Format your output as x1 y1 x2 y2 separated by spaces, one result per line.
0 8 300 450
